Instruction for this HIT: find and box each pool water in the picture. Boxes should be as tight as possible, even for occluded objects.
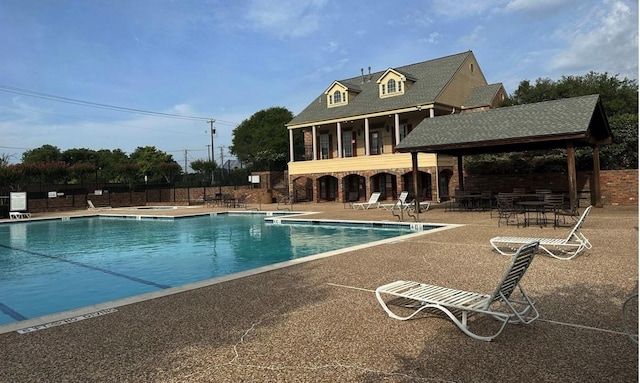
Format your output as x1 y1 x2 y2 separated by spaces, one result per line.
0 214 420 325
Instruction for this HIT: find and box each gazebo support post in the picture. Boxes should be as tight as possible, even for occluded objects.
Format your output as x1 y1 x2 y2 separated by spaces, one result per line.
457 156 464 191
566 142 578 211
411 151 420 218
592 145 603 207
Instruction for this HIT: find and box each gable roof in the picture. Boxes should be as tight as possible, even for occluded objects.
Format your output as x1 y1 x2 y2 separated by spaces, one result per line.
324 80 361 94
396 94 612 156
462 83 504 109
376 68 418 83
287 51 478 127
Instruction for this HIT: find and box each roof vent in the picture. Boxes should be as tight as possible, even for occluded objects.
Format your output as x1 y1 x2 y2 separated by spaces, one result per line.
368 66 372 82
360 68 365 84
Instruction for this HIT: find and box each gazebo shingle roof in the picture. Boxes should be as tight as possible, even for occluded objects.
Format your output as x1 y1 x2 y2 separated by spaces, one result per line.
396 94 612 155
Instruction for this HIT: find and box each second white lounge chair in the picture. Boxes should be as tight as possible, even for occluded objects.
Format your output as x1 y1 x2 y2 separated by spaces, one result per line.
352 192 381 210
375 241 540 341
489 205 592 260
379 191 408 210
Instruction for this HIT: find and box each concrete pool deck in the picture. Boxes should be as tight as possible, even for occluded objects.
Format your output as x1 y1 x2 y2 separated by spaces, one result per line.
0 202 637 382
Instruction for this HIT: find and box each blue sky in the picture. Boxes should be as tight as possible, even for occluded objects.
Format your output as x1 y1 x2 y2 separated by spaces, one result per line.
1 0 637 167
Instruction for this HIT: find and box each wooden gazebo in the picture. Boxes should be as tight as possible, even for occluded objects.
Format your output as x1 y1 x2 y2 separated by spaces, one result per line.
396 94 612 211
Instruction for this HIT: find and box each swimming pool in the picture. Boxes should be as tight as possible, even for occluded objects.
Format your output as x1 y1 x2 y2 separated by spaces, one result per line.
0 213 443 330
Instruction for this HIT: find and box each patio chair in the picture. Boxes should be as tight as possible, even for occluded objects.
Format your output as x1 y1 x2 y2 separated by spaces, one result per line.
379 191 408 210
87 200 112 210
495 193 523 227
554 198 581 227
375 241 540 341
352 192 381 210
489 206 592 260
542 193 565 227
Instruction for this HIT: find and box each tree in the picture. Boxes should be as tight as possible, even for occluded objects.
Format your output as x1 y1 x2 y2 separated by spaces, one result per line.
471 72 638 173
61 148 97 165
21 144 61 163
129 146 178 183
71 162 96 186
116 163 140 188
0 164 26 191
229 107 294 171
99 149 129 183
158 161 182 183
190 159 217 184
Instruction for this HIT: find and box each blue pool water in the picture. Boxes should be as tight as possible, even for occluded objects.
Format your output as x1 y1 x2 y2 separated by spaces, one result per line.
0 214 426 325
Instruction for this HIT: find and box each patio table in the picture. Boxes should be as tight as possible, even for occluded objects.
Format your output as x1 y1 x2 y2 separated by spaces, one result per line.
518 200 547 227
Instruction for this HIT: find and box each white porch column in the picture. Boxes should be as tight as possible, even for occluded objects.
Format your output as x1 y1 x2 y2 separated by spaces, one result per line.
336 122 342 158
364 118 370 156
289 128 294 162
429 109 435 118
394 113 400 146
312 125 317 160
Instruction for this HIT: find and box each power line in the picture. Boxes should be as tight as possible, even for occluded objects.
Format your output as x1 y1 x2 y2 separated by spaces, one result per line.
0 84 240 126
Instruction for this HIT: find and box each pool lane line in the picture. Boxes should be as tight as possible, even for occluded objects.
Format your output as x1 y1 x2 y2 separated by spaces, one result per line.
0 244 171 290
0 302 27 321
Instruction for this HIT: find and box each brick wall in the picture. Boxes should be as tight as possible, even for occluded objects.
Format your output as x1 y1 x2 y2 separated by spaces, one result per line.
464 169 637 206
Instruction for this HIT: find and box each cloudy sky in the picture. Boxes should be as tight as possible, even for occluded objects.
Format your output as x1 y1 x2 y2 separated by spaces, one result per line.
0 0 637 165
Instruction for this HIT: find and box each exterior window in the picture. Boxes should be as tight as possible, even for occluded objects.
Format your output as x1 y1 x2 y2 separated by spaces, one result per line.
370 131 380 155
333 90 342 103
399 123 412 141
398 81 402 92
342 130 353 157
329 95 333 104
381 84 386 94
319 133 330 159
343 92 346 102
387 79 396 93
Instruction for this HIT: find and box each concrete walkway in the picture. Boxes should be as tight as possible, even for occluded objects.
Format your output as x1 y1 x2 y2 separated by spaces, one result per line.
0 202 637 382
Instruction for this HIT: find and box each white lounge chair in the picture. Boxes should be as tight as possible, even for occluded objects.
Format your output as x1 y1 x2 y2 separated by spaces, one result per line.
87 200 112 210
379 191 409 210
375 241 540 341
9 211 31 219
352 192 381 210
406 199 431 212
489 205 592 260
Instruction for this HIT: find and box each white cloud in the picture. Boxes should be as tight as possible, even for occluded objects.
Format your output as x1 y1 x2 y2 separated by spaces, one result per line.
323 41 340 53
387 14 433 28
504 0 573 14
459 26 487 47
243 0 329 38
419 32 442 44
550 0 638 79
430 0 503 17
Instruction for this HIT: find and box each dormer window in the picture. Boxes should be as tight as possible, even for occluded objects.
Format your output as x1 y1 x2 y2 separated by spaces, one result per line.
387 79 396 93
377 68 414 99
334 90 342 103
324 81 360 108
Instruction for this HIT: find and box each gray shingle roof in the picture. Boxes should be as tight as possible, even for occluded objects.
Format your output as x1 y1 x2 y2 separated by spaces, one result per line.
287 51 474 126
396 94 612 154
462 83 504 109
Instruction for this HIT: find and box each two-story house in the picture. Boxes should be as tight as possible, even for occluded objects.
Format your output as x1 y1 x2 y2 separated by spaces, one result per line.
286 51 507 203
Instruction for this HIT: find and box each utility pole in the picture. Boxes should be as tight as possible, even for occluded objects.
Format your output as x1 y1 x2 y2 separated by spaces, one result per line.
218 145 224 195
208 119 216 185
183 149 188 174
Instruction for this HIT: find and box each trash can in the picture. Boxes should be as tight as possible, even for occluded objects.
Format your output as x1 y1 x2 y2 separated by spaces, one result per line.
261 191 272 204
